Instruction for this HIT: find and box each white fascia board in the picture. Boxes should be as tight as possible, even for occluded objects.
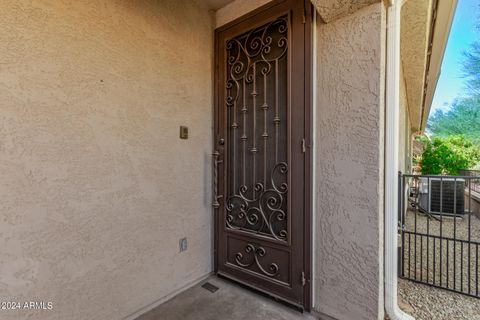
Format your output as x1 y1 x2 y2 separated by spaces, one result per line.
421 0 458 131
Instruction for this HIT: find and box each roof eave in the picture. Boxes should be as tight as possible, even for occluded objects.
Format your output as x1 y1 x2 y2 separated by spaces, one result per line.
419 0 458 132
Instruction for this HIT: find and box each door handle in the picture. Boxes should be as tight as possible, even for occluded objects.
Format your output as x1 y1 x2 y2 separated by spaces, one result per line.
212 150 223 208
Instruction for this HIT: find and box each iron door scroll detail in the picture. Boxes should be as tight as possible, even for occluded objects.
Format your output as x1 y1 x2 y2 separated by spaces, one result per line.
226 162 288 241
215 0 311 308
235 243 280 277
225 15 289 242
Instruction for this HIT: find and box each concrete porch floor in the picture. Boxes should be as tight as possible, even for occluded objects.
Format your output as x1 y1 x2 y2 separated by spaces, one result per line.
135 276 317 320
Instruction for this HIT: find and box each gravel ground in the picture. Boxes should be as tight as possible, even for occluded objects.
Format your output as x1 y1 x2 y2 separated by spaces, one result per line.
402 209 480 295
398 209 480 319
398 278 480 320
404 207 480 242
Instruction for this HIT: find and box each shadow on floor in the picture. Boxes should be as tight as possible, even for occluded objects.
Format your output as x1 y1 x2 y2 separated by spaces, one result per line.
135 276 316 320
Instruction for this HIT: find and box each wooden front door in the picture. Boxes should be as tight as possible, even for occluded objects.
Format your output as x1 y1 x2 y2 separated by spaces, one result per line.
214 0 311 309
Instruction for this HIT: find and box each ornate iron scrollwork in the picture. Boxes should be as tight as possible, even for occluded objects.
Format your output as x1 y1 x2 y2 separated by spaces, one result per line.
224 15 289 242
225 16 288 85
226 162 288 241
235 243 279 277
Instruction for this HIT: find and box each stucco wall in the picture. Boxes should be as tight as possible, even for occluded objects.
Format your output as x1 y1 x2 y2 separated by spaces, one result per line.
314 3 386 320
215 0 272 27
215 0 383 28
0 1 214 319
400 0 433 131
312 0 380 23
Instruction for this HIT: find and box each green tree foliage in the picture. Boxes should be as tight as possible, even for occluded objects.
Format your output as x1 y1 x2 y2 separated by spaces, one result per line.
419 135 480 175
427 97 480 145
463 41 480 94
424 11 480 172
427 29 480 145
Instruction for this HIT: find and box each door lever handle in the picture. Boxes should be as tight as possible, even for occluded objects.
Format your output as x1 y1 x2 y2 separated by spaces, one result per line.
212 150 223 208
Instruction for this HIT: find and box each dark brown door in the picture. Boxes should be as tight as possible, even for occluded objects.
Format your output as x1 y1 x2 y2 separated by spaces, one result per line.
214 0 311 309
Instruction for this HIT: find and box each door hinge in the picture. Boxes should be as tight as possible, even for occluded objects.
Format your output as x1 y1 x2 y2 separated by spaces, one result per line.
301 138 306 153
301 272 306 286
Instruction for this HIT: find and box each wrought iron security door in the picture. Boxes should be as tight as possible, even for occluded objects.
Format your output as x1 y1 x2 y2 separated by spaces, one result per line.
214 0 311 309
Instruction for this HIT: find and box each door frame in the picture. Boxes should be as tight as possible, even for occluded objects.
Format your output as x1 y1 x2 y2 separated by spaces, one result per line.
213 0 313 311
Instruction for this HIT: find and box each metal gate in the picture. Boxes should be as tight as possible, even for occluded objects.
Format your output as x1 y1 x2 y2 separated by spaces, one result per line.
213 0 312 309
399 172 480 297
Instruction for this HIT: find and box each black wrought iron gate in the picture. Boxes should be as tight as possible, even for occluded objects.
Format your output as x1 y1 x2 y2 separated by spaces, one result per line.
399 172 480 298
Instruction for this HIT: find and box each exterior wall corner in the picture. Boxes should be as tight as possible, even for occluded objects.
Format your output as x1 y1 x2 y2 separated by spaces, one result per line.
313 2 387 319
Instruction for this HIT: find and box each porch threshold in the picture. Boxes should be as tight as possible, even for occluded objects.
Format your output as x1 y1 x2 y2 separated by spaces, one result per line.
135 276 316 320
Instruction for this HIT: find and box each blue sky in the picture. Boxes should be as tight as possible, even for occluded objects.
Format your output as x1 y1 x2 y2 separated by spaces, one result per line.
430 0 479 116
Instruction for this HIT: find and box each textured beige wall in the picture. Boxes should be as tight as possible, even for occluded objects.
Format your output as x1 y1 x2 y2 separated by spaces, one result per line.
314 3 386 320
215 0 273 27
0 1 214 319
312 0 380 23
400 0 433 131
216 0 383 27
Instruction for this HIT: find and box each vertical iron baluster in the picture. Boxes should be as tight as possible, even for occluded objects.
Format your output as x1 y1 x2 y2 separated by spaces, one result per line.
262 72 268 187
461 241 464 293
408 232 412 279
232 83 238 192
420 235 423 281
433 237 436 285
453 177 457 290
274 60 279 163
447 239 449 288
226 80 232 196
440 177 443 287
242 78 247 187
414 177 418 279
469 179 472 294
427 177 430 283
251 64 257 198
476 243 479 296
